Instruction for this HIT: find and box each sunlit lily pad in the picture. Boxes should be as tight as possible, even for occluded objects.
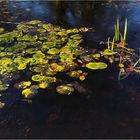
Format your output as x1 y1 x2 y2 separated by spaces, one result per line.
92 53 101 58
33 51 45 59
18 81 31 88
86 62 107 70
22 88 33 98
18 63 27 70
47 48 60 55
39 82 48 89
32 74 46 82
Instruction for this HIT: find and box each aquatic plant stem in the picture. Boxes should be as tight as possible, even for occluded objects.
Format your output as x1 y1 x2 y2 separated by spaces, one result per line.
111 37 115 50
123 18 128 42
117 17 120 41
108 37 110 49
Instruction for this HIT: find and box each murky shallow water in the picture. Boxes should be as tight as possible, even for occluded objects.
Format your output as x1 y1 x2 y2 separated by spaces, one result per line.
1 1 140 138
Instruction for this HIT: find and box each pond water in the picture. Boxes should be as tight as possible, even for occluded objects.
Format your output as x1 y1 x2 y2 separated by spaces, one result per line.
1 1 140 139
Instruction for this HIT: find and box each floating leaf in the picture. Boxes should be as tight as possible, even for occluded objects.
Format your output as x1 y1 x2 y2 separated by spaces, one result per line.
21 81 31 88
92 53 101 58
67 70 83 78
47 48 60 55
27 20 42 25
0 84 9 91
102 49 117 55
56 84 74 95
79 75 85 81
18 63 27 70
22 88 33 98
86 62 107 70
33 51 45 59
70 34 82 40
39 82 48 89
32 74 46 82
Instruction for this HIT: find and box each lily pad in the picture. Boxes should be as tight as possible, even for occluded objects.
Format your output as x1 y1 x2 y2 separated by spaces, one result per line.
0 84 9 91
18 63 27 70
32 74 46 82
27 20 42 25
56 84 74 95
47 48 60 55
22 88 33 98
86 62 107 70
102 49 117 55
39 82 48 89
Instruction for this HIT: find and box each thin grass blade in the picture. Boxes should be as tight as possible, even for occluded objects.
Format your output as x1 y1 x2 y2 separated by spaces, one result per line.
111 37 115 50
123 18 127 41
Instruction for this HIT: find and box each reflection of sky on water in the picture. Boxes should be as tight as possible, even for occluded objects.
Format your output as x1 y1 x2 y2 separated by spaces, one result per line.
2 1 140 48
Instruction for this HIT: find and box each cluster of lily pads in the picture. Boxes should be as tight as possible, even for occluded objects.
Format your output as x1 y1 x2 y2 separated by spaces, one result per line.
0 20 109 98
0 19 139 100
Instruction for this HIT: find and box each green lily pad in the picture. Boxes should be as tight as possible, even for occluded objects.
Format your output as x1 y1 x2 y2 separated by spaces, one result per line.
70 34 82 40
32 74 46 82
56 84 74 95
47 48 60 55
67 70 83 78
33 51 45 59
102 49 117 55
27 20 42 25
86 62 107 70
18 34 38 42
42 42 56 51
0 84 9 91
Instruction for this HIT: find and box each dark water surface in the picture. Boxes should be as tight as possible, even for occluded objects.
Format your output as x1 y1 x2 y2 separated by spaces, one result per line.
1 1 140 139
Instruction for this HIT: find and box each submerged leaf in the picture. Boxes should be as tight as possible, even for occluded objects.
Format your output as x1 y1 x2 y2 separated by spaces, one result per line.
0 101 5 109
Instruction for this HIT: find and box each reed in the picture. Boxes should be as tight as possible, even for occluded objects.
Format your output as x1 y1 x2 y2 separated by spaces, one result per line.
108 37 110 49
123 18 127 41
117 17 120 41
111 37 115 50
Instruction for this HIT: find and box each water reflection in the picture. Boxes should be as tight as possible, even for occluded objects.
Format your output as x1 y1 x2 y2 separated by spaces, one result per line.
1 1 140 138
0 1 139 47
